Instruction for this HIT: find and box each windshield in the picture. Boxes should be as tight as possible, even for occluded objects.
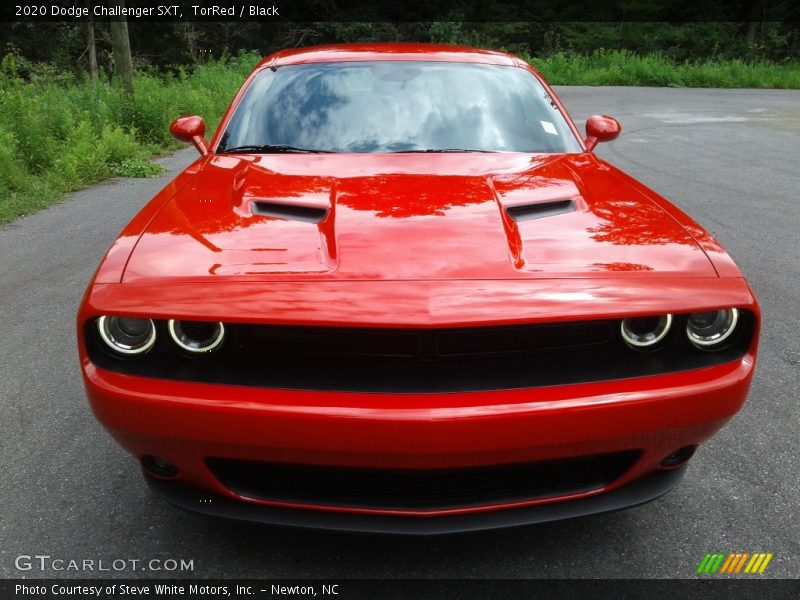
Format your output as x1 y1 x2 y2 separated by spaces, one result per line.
217 61 582 154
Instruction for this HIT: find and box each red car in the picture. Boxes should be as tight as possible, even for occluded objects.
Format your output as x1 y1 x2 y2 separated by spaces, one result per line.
78 44 759 534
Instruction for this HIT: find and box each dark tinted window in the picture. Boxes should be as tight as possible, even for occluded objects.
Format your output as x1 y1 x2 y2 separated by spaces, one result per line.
218 61 582 153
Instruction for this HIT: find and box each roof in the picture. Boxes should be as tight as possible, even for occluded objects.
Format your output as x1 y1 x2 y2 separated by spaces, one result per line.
257 43 525 69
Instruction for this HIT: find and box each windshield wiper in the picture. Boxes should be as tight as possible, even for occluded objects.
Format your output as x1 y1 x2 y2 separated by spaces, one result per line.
218 144 333 154
393 148 499 153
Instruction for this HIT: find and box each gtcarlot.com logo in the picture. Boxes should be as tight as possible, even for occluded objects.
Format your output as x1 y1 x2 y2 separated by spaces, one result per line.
696 552 773 575
15 555 194 573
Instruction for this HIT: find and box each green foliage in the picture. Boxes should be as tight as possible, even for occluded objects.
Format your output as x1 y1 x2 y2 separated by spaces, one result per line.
313 22 402 43
528 49 800 88
0 52 261 224
53 121 113 188
0 128 28 193
1 45 799 226
110 159 167 178
2 20 799 74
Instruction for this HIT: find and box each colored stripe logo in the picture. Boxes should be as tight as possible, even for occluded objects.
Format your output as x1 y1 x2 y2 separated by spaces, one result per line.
697 552 773 574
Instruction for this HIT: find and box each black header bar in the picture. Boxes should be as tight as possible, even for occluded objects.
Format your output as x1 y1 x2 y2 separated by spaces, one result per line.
3 0 799 23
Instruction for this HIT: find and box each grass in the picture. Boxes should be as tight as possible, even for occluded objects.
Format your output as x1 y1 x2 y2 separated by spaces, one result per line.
0 52 261 225
528 49 800 88
1 49 798 225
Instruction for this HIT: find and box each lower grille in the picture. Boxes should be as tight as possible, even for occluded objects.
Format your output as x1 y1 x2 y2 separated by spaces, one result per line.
206 451 640 511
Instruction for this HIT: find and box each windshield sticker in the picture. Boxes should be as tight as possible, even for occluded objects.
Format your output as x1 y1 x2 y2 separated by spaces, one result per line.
541 121 558 135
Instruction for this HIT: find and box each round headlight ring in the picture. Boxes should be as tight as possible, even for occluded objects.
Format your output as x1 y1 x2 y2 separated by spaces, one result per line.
167 319 225 354
620 314 673 350
97 316 156 356
686 308 739 350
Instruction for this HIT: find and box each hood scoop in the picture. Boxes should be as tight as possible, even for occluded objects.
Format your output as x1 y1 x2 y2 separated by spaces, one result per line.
252 200 329 224
505 198 576 222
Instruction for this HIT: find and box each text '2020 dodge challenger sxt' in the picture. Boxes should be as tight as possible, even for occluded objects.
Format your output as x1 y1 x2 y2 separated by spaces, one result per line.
78 44 759 534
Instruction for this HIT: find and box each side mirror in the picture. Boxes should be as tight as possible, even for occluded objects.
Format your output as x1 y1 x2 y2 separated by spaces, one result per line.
170 115 209 155
584 115 621 151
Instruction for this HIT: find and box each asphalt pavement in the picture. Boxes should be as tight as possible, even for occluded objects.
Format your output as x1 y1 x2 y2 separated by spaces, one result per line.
1 87 798 580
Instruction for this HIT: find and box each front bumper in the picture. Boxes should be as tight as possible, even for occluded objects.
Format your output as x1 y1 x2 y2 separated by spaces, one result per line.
83 348 754 531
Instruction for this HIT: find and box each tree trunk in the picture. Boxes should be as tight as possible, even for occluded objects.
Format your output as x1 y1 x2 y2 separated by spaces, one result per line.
183 23 199 63
108 0 134 94
744 0 761 44
86 0 98 80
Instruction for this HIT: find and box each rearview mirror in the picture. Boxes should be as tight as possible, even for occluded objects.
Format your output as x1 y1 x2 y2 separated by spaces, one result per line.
584 115 621 151
170 115 209 155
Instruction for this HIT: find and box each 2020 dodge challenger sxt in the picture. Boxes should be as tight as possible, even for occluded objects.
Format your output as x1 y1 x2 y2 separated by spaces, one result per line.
78 44 759 534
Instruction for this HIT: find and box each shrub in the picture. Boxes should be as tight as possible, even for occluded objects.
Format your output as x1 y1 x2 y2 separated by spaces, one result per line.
529 49 800 88
110 159 166 178
0 52 261 224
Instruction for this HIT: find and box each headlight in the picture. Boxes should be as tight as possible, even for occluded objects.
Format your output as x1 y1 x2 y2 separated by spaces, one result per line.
686 308 739 350
168 320 225 353
620 314 673 349
97 316 156 356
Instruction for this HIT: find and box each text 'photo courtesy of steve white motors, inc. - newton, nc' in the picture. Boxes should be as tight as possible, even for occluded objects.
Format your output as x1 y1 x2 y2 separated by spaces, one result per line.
16 3 281 18
15 583 339 597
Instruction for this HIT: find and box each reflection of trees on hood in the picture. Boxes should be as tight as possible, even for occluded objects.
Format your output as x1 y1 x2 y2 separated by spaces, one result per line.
336 175 491 219
587 199 695 246
148 166 332 236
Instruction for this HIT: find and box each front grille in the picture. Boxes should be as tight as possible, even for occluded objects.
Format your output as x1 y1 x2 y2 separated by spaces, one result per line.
236 321 611 359
435 321 610 356
236 325 421 358
85 313 753 392
206 451 640 510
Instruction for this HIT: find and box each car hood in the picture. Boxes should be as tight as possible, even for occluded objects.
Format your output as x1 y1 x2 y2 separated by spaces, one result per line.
122 153 717 282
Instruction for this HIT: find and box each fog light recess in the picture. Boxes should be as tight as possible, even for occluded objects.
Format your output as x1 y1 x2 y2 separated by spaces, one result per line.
141 455 179 478
659 446 696 469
